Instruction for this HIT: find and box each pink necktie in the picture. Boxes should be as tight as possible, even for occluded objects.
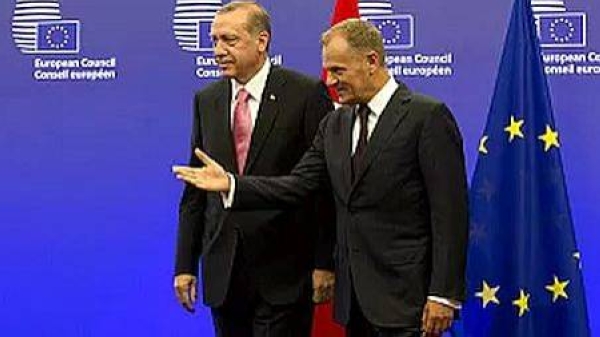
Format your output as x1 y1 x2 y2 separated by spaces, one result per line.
233 88 252 174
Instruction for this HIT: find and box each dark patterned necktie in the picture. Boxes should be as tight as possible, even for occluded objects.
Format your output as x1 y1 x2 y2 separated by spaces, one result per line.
352 104 370 183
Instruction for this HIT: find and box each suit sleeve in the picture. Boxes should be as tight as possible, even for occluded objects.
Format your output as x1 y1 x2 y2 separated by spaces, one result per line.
304 82 335 270
233 112 332 211
174 92 206 276
418 103 469 302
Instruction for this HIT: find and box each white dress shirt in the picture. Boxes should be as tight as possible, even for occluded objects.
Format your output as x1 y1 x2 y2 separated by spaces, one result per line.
230 58 271 130
351 77 398 155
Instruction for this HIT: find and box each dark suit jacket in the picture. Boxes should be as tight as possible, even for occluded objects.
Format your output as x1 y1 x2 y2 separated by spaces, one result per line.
175 66 335 307
233 82 469 328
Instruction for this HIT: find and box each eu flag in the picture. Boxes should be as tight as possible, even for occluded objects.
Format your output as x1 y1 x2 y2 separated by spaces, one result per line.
36 20 79 53
462 0 590 336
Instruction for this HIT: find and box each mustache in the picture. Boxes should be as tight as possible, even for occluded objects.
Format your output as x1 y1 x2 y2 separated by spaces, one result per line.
215 57 233 65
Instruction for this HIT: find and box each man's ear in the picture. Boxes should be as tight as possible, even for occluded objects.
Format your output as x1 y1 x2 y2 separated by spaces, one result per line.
257 31 270 53
366 51 380 73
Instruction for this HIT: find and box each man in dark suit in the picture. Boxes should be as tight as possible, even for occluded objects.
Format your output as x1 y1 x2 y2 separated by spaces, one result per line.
174 18 468 337
173 2 335 337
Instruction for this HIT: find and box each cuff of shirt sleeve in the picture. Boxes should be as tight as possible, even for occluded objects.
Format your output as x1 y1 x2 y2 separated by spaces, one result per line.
427 295 462 310
221 173 236 208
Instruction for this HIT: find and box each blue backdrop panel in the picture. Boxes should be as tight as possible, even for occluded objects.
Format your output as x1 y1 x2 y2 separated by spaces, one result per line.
1 0 598 335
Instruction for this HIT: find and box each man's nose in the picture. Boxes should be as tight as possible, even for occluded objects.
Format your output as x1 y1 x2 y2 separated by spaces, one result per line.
213 40 226 57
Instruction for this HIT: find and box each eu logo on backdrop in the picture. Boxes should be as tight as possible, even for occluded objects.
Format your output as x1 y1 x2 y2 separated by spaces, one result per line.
367 15 414 50
12 0 80 55
358 0 457 78
10 0 119 82
359 1 414 50
537 12 586 48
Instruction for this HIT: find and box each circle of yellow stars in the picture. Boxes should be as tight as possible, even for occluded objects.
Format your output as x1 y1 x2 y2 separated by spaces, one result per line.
377 20 402 45
550 17 575 43
477 115 561 155
45 25 70 49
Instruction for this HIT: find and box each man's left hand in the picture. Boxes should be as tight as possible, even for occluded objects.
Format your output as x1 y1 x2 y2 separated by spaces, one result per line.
312 269 335 303
421 299 455 336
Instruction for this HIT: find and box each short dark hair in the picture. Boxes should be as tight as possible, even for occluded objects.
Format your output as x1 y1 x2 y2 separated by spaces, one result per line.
322 18 386 65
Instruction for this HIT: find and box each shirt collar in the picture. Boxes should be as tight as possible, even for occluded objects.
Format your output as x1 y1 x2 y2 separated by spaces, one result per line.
364 77 399 118
231 58 271 101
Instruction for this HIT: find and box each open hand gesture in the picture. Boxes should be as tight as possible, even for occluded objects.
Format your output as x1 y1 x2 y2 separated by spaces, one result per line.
172 148 231 192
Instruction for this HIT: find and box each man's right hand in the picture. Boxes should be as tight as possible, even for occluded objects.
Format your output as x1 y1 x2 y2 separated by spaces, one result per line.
174 274 197 313
173 148 230 192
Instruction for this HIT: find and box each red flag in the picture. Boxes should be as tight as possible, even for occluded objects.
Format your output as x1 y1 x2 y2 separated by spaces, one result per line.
320 0 360 102
311 301 346 337
312 2 358 336
330 0 359 24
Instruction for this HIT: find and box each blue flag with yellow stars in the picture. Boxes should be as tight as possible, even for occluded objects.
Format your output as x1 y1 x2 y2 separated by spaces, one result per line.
462 0 590 336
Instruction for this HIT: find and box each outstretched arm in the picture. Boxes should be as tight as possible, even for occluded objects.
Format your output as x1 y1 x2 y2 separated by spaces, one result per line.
173 112 332 210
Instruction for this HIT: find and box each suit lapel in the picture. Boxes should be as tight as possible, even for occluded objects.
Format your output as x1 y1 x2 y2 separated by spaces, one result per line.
244 67 284 174
212 81 237 173
350 84 412 192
